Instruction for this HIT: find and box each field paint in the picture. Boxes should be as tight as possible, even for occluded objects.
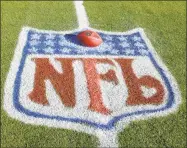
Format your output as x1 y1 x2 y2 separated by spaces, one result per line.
4 26 181 147
74 0 89 29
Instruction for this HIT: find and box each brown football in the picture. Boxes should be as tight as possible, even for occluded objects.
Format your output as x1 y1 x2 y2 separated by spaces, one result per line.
77 30 103 47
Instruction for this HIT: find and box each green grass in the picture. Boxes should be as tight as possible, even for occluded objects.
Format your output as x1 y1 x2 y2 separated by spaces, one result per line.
1 1 186 147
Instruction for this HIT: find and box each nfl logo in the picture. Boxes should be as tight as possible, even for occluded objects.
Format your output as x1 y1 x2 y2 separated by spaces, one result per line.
4 27 181 147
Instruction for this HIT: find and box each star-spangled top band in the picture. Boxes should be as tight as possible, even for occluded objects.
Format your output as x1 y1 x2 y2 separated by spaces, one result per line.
25 30 149 56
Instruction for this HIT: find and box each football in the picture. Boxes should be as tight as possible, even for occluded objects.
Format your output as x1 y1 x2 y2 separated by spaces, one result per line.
77 30 103 47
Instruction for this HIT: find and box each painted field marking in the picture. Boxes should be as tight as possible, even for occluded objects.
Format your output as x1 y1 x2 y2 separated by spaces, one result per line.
74 0 89 29
4 26 181 147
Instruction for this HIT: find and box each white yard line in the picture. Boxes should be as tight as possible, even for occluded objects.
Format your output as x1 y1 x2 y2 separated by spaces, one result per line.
74 0 90 29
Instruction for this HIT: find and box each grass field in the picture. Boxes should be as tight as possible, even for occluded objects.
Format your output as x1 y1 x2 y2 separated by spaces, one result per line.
1 1 186 147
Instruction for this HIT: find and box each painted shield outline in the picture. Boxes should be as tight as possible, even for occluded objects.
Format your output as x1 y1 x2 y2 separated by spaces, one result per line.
4 27 181 135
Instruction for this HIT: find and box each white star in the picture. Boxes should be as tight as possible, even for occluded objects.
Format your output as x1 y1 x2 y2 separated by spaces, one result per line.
134 42 145 48
58 40 69 46
45 34 56 40
59 35 65 41
28 47 39 53
125 49 135 55
29 40 39 46
139 49 148 55
59 48 71 53
118 36 128 41
120 42 130 48
132 36 142 42
110 50 119 54
30 34 41 40
107 41 114 46
76 47 89 53
100 43 112 51
97 49 106 53
43 47 54 54
97 48 109 53
76 50 84 53
44 40 55 47
77 50 88 54
103 36 113 41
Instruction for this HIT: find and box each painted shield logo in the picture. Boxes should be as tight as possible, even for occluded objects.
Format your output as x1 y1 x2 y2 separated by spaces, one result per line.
4 27 181 147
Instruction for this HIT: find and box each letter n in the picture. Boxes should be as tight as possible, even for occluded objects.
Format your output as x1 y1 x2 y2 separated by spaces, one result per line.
29 58 76 107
